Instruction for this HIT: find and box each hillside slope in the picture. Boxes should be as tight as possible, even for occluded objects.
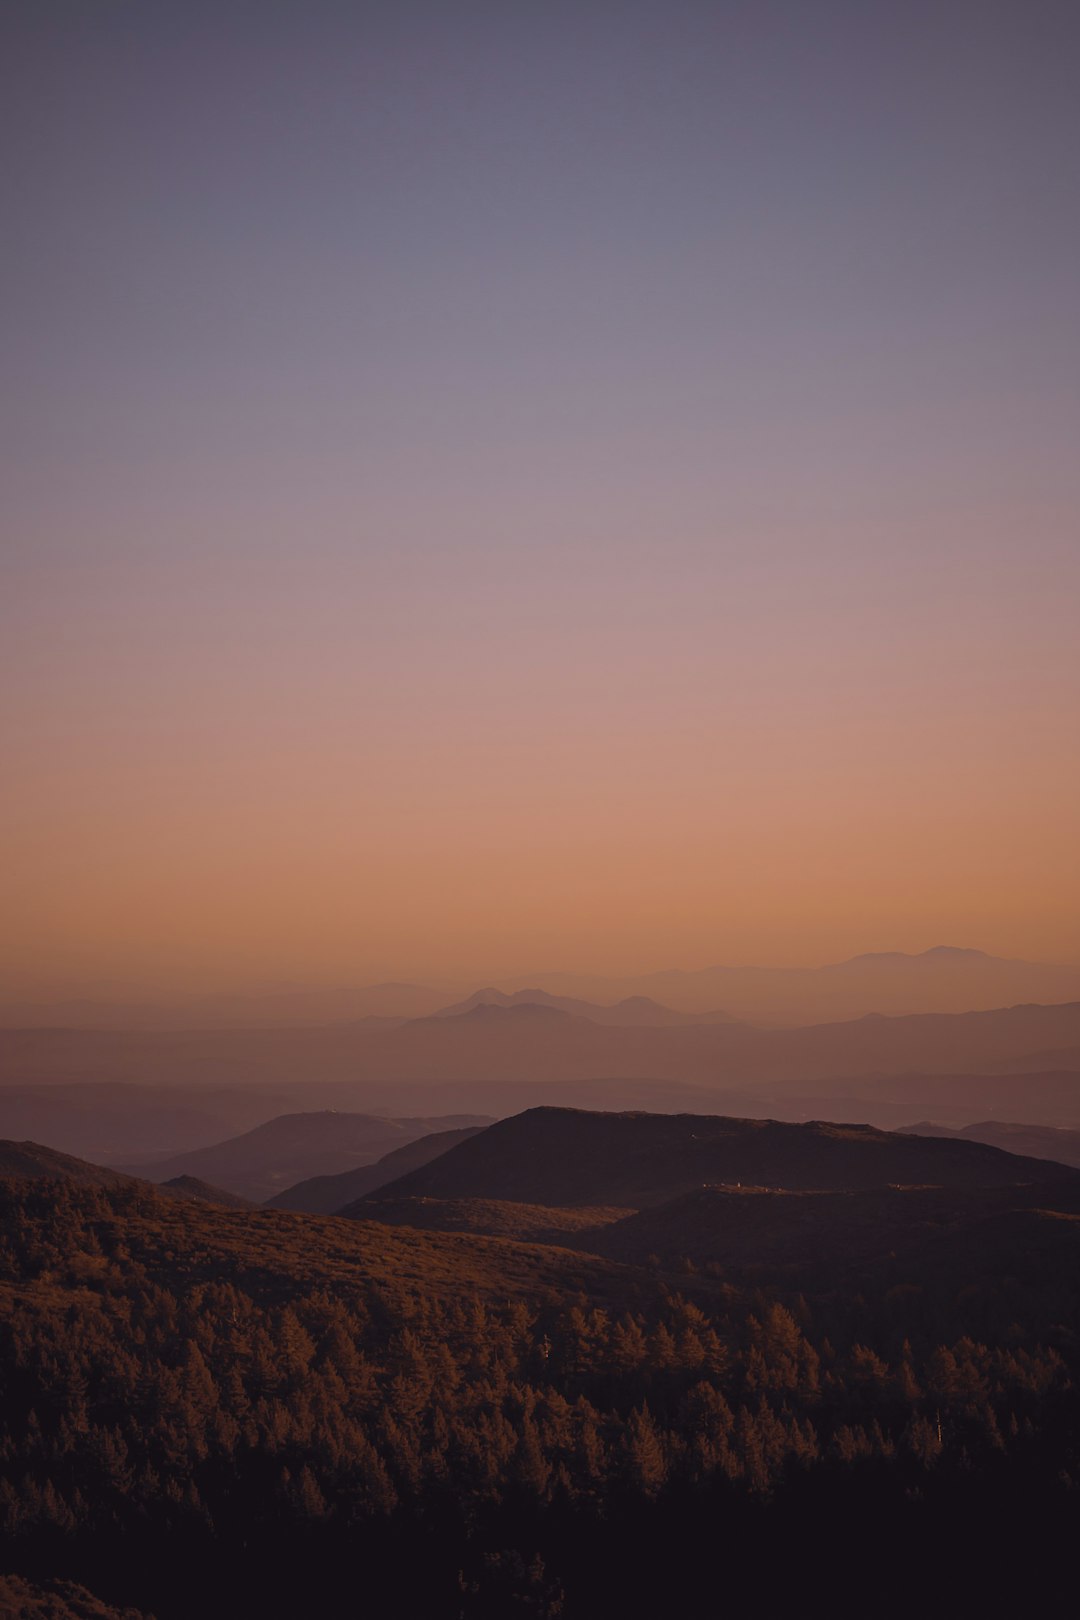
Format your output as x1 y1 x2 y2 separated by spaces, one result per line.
899 1118 1080 1169
368 1106 1079 1210
267 1125 488 1212
0 1139 138 1190
122 1111 491 1200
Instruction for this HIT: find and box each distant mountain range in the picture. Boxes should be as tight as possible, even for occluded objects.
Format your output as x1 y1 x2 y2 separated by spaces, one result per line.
432 987 739 1026
510 946 1080 1023
2 999 1079 1113
5 947 1079 1029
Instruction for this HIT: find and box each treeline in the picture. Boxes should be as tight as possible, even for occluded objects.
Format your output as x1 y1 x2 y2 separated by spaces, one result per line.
1 1181 1078 1617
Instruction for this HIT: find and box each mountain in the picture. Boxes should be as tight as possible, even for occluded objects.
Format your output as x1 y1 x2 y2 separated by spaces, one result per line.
0 1138 253 1213
899 1119 1080 1170
10 949 1079 1031
431 987 738 1026
509 947 1080 1023
0 1139 139 1190
362 1105 1077 1211
120 1111 492 1201
7 998 1079 1100
267 1125 489 1213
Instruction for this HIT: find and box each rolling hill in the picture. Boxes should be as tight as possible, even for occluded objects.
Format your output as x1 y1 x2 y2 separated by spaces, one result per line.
363 1105 1078 1211
120 1111 492 1200
267 1124 488 1212
0 1139 141 1190
899 1118 1080 1170
0 1139 251 1212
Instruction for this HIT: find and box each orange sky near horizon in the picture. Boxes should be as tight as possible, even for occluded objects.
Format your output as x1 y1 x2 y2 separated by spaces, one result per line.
4 505 1079 997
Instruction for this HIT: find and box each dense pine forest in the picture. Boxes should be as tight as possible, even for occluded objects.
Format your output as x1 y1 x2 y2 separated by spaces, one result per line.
2 1166 1079 1617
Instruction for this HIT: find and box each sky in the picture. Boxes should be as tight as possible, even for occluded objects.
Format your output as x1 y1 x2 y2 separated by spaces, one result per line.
3 0 1079 997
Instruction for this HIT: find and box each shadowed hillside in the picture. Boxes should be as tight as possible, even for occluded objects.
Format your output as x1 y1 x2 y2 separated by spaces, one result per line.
900 1119 1080 1169
121 1111 492 1201
340 1193 632 1240
0 1140 139 1190
369 1106 1078 1210
267 1125 488 1213
0 1139 253 1214
3 1128 1080 1618
590 1179 1080 1275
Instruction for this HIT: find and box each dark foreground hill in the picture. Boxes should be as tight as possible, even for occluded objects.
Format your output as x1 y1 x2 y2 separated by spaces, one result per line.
268 1125 488 1213
4 1087 1080 1620
369 1106 1076 1210
122 1111 492 1201
590 1179 1080 1277
2 1154 1080 1617
0 1573 152 1619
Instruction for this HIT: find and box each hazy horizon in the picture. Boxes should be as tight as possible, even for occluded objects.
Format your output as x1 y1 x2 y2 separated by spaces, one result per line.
1 939 1078 1003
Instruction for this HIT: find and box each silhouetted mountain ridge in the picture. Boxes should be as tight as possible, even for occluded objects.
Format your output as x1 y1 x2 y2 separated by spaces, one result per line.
268 1125 489 1213
364 1106 1077 1211
120 1111 492 1200
900 1118 1080 1170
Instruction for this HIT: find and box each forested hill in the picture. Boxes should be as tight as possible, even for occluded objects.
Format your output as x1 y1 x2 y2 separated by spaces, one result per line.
0 1139 137 1189
364 1106 1078 1209
0 1169 1078 1615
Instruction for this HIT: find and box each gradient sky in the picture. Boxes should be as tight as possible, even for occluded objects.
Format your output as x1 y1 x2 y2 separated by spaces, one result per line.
3 0 1079 997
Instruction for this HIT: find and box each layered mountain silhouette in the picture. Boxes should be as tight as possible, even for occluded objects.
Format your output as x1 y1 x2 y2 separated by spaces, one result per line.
0 1138 247 1209
7 947 1079 1031
4 998 1079 1098
900 1118 1080 1170
119 1111 492 1201
267 1125 487 1213
431 987 738 1025
0 1139 142 1191
510 946 1080 1023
